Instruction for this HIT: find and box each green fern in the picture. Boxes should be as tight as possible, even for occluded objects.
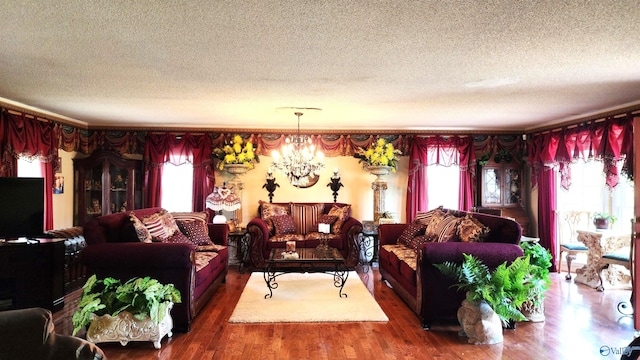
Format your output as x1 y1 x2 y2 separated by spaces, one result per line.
433 253 536 326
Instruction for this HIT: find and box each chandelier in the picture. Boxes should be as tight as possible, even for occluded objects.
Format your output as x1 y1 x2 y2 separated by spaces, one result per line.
271 111 324 187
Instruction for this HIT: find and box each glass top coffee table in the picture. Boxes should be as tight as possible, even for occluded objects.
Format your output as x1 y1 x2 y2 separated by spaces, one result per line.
264 247 349 299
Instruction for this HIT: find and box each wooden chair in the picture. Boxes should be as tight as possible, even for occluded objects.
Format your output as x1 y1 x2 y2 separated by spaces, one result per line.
596 219 634 315
558 211 591 280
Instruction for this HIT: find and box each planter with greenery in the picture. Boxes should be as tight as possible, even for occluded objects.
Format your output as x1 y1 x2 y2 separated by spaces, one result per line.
72 275 181 349
519 241 553 321
593 212 617 230
434 254 537 344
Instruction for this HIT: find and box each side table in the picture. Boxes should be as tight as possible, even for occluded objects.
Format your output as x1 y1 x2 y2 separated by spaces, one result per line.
359 220 379 266
228 228 250 273
575 229 631 289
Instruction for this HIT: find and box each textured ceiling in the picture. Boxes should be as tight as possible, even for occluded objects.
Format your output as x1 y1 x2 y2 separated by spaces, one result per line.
1 1 639 131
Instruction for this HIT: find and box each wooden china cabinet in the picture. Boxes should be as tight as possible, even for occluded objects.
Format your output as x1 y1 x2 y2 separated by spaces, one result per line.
477 158 531 235
73 151 143 226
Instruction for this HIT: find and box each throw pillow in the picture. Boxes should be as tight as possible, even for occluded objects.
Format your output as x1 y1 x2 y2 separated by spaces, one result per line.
311 214 338 232
290 203 324 234
167 230 195 249
327 204 351 235
171 211 209 223
406 235 431 251
139 212 170 241
177 219 213 246
271 214 296 236
414 206 443 226
130 213 152 243
159 210 180 238
428 212 462 242
260 201 289 235
457 214 490 242
397 222 426 247
423 208 448 239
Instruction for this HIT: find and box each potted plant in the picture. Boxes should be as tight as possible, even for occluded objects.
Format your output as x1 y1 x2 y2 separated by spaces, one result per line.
354 137 402 173
519 241 552 321
72 275 181 349
434 254 536 344
593 212 616 230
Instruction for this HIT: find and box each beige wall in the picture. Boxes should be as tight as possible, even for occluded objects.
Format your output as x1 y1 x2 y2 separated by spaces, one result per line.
216 155 410 227
52 150 76 229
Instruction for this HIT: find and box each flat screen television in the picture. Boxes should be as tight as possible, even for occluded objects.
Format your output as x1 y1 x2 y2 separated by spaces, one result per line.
0 177 45 239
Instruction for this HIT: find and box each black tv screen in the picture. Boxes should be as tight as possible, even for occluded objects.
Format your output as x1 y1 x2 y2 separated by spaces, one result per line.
0 177 44 239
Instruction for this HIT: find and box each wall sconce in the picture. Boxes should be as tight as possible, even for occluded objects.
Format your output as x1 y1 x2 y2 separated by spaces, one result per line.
262 168 280 203
327 168 343 203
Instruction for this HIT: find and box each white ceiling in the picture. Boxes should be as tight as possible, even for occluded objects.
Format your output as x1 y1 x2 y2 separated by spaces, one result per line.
1 1 639 132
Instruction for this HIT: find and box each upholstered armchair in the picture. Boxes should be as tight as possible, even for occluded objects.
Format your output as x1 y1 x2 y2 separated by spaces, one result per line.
0 307 106 360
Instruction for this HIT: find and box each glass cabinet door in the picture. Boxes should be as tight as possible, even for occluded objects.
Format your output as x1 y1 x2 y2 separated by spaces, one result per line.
482 168 501 205
505 168 522 205
84 168 103 217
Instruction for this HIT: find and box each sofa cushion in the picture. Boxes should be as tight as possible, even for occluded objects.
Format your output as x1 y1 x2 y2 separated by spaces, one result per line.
397 222 426 247
177 219 213 246
328 204 351 235
195 251 219 272
260 201 290 235
272 214 296 236
269 234 305 242
457 214 490 242
196 244 226 252
290 203 324 234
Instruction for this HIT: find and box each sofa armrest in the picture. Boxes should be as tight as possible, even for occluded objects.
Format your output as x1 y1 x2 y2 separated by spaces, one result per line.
81 242 194 270
247 217 270 267
420 241 524 267
207 223 229 246
378 223 407 246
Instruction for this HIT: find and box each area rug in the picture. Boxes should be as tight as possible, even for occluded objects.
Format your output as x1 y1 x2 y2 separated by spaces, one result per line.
228 271 389 323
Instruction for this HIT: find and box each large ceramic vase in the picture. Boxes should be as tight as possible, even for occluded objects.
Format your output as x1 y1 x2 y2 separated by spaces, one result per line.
457 294 503 344
224 163 249 184
86 303 174 349
521 291 545 322
366 165 392 181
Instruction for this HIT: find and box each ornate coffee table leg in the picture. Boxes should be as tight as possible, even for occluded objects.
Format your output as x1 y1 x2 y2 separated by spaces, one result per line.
333 267 349 298
263 266 279 299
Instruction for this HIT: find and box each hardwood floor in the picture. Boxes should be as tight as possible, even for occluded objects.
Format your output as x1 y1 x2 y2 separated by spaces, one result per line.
57 265 636 360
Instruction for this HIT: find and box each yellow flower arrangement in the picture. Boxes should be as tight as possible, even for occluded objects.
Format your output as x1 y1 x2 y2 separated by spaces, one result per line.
213 135 259 170
355 138 401 172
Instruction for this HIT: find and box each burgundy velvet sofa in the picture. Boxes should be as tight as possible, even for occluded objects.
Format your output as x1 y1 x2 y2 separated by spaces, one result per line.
81 207 229 332
378 208 524 329
247 202 362 269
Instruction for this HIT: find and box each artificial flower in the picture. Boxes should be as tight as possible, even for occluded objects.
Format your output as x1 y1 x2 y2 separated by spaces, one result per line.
354 137 401 172
213 135 260 170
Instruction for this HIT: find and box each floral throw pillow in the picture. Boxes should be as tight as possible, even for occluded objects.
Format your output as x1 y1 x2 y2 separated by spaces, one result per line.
457 214 490 242
327 205 351 235
177 219 213 246
271 214 296 236
130 213 152 243
260 201 289 235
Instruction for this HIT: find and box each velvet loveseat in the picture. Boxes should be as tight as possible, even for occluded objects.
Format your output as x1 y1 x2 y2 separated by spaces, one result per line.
81 207 229 332
247 201 362 268
378 208 524 329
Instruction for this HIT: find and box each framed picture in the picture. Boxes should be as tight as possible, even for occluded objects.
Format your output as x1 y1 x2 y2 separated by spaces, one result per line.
53 174 64 194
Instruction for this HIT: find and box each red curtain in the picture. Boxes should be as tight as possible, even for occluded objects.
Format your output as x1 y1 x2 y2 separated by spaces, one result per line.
144 133 213 211
0 111 58 230
528 115 634 270
405 136 475 221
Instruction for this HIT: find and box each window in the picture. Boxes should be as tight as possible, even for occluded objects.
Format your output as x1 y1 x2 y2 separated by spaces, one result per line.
427 164 459 210
17 156 42 177
556 160 634 233
160 163 193 212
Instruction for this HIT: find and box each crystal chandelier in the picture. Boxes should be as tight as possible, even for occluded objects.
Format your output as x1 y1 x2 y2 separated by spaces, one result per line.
271 111 324 187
